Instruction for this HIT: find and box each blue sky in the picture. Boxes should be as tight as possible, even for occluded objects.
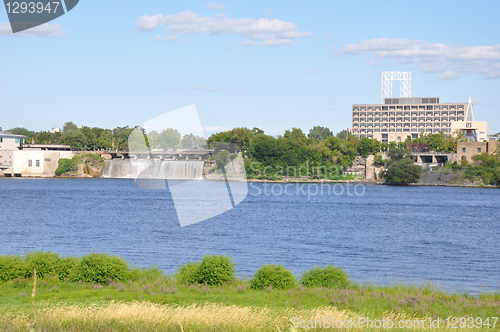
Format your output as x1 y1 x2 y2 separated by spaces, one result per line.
1 0 500 136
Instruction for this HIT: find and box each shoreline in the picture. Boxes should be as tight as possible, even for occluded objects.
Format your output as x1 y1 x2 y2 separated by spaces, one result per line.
2 175 499 189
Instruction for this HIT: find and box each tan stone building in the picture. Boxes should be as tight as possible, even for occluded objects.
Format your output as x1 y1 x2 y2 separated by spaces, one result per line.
457 141 499 163
352 97 487 143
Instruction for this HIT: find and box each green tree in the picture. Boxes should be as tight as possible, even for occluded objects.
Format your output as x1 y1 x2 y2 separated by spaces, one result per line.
60 130 88 151
335 130 351 140
308 126 333 141
385 158 422 185
63 121 78 133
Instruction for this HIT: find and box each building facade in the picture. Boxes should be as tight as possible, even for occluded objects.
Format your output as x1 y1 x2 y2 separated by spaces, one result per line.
352 97 487 143
456 141 498 163
0 132 25 170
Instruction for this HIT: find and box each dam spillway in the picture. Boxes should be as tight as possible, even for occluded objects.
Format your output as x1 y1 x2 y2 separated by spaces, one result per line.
102 159 205 179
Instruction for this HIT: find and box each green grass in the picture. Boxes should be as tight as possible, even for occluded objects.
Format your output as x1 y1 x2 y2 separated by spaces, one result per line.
0 252 499 331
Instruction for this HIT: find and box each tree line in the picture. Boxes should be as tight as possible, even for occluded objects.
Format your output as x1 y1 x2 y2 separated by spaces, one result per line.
7 122 205 151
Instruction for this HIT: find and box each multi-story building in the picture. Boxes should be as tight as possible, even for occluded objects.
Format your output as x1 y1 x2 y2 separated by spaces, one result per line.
351 97 488 143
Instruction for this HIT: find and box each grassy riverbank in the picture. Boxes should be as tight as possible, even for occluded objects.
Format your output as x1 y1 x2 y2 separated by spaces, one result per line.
0 252 498 331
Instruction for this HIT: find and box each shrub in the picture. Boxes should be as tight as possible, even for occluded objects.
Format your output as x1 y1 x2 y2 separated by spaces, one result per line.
72 253 130 285
0 255 26 281
250 264 296 290
300 265 350 288
55 158 77 175
57 256 80 280
176 255 235 285
195 255 235 285
176 262 201 284
24 251 63 278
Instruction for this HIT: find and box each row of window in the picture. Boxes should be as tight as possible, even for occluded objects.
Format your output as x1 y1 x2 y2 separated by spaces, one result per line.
462 147 483 153
353 123 454 128
353 104 465 111
355 128 451 133
353 117 463 122
28 160 41 167
352 111 463 116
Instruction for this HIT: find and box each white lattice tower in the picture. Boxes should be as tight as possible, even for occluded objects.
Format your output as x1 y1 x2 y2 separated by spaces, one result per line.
381 71 412 102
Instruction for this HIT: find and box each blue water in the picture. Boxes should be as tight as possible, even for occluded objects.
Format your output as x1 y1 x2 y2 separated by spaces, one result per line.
0 178 499 294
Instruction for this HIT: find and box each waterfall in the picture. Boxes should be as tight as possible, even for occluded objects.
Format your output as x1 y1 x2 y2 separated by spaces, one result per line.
102 160 204 179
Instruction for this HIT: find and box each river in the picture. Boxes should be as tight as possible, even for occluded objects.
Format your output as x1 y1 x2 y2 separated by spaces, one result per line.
0 178 498 294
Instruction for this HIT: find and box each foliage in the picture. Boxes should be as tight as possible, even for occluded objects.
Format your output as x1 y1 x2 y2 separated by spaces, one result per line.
176 255 235 286
300 265 350 288
71 253 130 285
194 255 236 285
250 264 296 290
0 255 26 281
176 262 201 284
55 158 78 175
307 126 333 141
24 251 64 278
357 137 380 157
385 158 422 185
373 154 385 167
464 152 500 186
386 148 409 162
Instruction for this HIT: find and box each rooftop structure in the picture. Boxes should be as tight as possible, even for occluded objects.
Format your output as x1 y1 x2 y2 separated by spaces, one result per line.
351 73 488 143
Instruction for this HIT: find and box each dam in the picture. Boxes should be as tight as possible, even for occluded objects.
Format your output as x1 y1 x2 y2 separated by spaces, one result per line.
101 159 205 179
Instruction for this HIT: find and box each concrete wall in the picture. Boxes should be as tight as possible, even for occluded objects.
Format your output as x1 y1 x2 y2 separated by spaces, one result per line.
457 141 498 163
0 150 14 168
11 150 75 177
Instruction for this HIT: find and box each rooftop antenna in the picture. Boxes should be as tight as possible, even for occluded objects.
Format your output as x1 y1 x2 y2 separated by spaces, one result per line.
381 71 411 103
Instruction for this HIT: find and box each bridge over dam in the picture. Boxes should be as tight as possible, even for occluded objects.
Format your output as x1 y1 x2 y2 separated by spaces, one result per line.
92 149 215 161
88 149 217 179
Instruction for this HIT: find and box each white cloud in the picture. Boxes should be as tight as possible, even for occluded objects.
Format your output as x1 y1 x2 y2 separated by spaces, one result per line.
0 22 62 37
137 11 312 46
342 38 500 79
202 126 230 133
206 2 224 10
153 34 179 41
190 85 222 92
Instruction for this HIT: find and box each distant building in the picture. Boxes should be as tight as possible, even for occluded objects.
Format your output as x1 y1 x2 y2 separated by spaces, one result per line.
0 132 25 170
0 131 25 150
0 134 74 177
457 141 499 163
351 97 488 143
352 72 489 143
49 127 62 133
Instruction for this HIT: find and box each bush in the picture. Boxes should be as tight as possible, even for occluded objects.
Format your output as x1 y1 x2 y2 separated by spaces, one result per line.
24 251 68 278
195 255 235 285
300 265 350 288
385 158 422 185
176 262 201 284
175 255 235 285
55 158 77 175
72 253 130 284
0 255 26 281
250 264 296 290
